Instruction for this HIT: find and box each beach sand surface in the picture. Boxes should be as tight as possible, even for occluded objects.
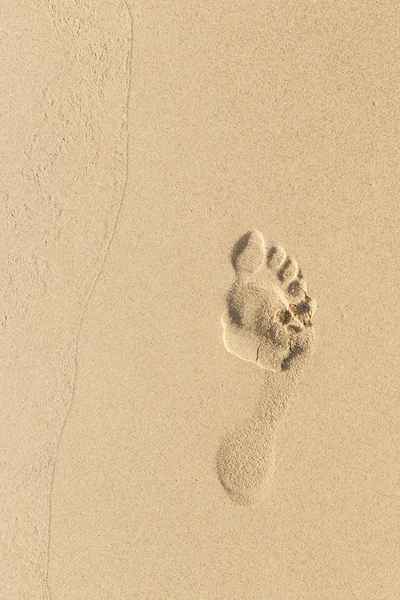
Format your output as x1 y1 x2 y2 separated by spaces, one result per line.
1 1 399 599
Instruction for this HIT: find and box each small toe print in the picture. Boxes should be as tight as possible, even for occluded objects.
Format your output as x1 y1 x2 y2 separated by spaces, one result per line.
278 257 298 282
287 278 307 300
266 245 286 270
295 298 317 325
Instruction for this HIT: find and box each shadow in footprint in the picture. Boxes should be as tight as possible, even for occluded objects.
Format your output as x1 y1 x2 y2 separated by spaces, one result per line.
231 231 253 271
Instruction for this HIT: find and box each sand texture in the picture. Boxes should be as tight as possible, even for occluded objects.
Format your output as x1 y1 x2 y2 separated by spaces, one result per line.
1 1 400 599
0 1 132 597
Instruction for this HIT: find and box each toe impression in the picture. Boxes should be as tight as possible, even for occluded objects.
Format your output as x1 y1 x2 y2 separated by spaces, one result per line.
231 230 266 276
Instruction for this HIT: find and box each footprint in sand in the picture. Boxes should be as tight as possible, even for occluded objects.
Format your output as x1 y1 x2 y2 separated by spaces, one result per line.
217 230 317 506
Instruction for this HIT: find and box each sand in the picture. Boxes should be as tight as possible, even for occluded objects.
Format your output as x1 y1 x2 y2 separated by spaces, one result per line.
1 1 399 599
